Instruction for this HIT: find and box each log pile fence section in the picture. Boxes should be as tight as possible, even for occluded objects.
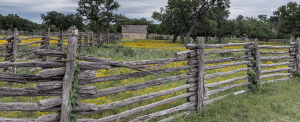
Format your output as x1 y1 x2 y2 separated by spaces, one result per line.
0 31 299 121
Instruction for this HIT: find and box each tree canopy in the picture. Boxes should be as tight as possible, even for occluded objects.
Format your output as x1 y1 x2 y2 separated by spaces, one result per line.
270 1 300 38
41 11 84 31
0 14 40 32
77 0 127 44
153 0 231 44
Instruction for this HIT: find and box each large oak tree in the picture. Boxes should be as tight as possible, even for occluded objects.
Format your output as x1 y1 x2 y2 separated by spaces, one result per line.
270 1 300 38
77 0 127 45
153 0 230 44
41 11 84 31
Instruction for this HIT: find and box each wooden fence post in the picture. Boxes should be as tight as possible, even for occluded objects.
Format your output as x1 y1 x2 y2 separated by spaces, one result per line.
197 38 205 113
8 29 12 35
253 39 261 85
62 30 64 50
106 34 109 44
296 37 300 74
39 29 45 61
78 33 82 48
90 32 94 47
289 38 296 77
186 42 197 105
245 39 254 85
12 28 18 74
61 36 77 122
43 28 50 61
101 35 104 46
59 30 63 52
84 32 88 47
4 31 13 72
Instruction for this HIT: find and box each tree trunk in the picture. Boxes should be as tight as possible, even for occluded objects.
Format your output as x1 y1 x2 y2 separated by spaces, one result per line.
105 23 109 44
192 36 197 42
185 25 196 44
229 35 231 40
96 23 101 48
218 36 222 43
172 34 178 43
266 37 269 42
180 34 185 44
205 35 209 42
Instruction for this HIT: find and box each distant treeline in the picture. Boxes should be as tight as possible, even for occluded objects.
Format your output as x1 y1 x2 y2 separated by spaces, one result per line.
0 13 163 34
0 14 41 32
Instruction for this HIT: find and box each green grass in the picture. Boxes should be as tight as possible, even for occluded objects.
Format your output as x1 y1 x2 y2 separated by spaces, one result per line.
174 77 300 122
77 44 175 61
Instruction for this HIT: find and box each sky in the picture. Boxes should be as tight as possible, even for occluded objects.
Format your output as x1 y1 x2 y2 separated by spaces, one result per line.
0 0 298 24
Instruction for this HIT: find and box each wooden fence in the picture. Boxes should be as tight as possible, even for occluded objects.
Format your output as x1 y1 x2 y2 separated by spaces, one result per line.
0 28 121 73
0 30 299 121
0 29 121 49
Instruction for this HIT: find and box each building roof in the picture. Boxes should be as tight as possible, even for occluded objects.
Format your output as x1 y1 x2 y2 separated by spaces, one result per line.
122 25 148 33
68 25 77 30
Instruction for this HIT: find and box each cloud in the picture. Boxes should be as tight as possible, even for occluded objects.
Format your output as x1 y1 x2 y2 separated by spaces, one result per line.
228 0 291 19
0 0 296 24
116 0 167 20
0 0 78 23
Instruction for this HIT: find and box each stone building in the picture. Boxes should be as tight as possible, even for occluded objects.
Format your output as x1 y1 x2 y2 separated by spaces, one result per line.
68 25 78 35
122 25 148 39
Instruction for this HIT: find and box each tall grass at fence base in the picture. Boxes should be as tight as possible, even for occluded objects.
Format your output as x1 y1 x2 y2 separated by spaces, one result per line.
174 77 300 122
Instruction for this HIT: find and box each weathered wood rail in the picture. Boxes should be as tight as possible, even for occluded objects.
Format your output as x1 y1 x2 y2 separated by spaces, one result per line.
0 35 299 121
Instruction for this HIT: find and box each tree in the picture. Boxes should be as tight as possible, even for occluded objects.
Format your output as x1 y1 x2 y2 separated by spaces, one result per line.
0 14 40 32
41 11 84 31
154 0 230 44
73 13 85 31
210 3 236 43
77 0 125 45
247 16 276 41
236 15 251 39
216 19 236 43
270 1 300 38
197 9 218 42
102 13 128 43
41 11 67 31
152 6 188 44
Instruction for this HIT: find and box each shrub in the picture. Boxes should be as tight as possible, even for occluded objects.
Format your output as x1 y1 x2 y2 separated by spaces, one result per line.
219 52 234 57
121 46 136 57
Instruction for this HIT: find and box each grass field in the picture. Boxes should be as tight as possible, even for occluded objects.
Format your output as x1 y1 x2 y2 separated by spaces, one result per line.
176 77 300 122
0 37 296 121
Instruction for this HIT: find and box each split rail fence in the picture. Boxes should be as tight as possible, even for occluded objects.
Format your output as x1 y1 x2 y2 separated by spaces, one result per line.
0 28 121 73
0 28 121 50
0 29 299 121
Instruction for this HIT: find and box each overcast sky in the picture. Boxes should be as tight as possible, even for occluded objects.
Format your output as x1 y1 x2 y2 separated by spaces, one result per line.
0 0 298 24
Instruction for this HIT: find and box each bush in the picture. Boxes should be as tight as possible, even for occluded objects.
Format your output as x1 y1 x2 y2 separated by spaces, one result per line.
219 52 234 57
121 46 136 57
277 33 294 39
101 44 114 49
85 47 96 54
